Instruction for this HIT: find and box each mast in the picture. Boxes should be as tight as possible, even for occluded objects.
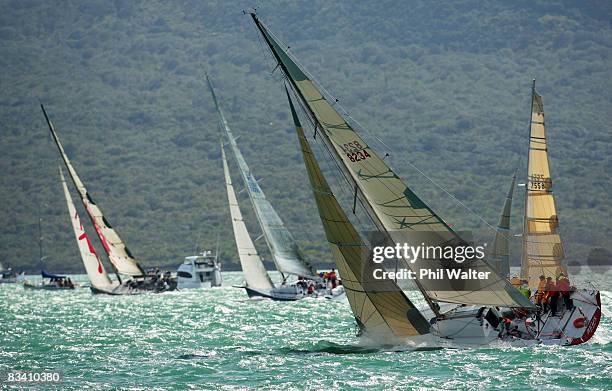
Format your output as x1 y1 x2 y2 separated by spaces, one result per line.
40 104 144 280
250 13 533 310
206 74 318 279
521 80 536 280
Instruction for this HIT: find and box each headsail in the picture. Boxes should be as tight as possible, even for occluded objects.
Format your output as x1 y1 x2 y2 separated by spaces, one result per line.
288 88 430 337
206 75 318 279
251 14 533 309
521 82 567 288
222 143 274 290
490 171 517 277
41 105 145 278
60 166 114 289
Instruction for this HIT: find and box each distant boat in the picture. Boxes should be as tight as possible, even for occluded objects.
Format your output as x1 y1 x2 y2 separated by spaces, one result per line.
23 270 76 291
42 105 177 294
0 262 24 284
251 13 600 346
208 75 335 301
177 250 222 289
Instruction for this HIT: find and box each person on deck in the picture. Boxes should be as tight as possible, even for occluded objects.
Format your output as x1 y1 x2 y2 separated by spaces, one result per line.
535 275 546 306
518 281 530 299
556 273 572 311
510 275 521 288
545 276 559 316
329 269 337 289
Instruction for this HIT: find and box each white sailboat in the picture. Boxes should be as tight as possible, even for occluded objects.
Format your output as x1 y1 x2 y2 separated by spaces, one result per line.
251 13 600 347
208 76 336 300
41 105 177 294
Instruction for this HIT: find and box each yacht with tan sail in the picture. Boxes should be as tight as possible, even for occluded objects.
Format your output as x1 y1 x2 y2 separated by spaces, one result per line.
250 12 600 347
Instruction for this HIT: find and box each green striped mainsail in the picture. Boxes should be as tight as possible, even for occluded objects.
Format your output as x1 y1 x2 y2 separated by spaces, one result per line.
490 171 517 277
206 75 318 279
251 14 532 309
287 88 430 337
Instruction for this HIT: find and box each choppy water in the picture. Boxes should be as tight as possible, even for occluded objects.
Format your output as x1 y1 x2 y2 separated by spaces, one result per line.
1 270 610 390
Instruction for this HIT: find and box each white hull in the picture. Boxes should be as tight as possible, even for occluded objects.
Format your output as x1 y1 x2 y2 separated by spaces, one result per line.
176 253 222 289
381 288 602 348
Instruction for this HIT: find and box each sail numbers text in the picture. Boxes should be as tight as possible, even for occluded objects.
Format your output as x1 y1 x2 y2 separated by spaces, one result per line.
340 141 371 162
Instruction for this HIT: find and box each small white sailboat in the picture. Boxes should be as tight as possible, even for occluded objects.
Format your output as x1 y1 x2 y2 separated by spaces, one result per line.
42 105 177 294
208 75 336 301
251 13 600 347
177 250 222 289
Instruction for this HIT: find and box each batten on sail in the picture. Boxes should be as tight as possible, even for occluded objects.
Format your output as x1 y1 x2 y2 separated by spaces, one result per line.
250 14 533 310
521 84 567 288
206 75 318 279
222 143 274 290
287 88 430 337
490 171 517 277
41 105 145 278
60 166 114 289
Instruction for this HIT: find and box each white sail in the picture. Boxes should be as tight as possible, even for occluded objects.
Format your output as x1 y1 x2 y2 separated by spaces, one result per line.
60 166 114 289
222 144 274 290
41 105 144 277
207 76 318 279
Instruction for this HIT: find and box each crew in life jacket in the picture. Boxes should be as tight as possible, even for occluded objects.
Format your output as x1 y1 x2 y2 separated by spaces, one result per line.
535 275 546 305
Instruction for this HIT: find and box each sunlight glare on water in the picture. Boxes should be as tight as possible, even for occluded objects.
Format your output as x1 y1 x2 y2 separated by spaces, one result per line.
0 270 610 390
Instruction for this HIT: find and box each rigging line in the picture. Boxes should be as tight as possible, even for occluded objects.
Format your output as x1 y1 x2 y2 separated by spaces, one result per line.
259 23 502 235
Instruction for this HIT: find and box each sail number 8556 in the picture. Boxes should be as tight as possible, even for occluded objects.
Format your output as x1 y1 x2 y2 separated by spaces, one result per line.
340 141 371 162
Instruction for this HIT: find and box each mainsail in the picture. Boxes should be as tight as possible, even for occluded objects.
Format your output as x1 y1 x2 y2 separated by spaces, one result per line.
288 88 430 337
521 82 567 288
60 166 114 289
222 143 275 290
490 171 517 277
251 14 533 309
41 105 145 278
206 75 318 279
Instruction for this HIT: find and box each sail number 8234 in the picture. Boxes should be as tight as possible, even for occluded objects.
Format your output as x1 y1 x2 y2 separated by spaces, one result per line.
340 141 371 162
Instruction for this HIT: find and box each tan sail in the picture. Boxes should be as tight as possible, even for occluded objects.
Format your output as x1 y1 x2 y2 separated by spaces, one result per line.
251 15 532 309
490 171 517 277
521 85 567 288
288 88 430 337
222 143 274 290
60 167 114 289
41 105 145 277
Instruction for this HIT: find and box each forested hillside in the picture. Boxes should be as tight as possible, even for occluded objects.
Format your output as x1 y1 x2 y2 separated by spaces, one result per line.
1 0 610 273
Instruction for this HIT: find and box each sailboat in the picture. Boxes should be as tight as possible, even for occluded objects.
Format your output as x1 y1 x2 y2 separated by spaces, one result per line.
250 13 600 346
23 201 75 290
208 76 334 300
41 105 177 294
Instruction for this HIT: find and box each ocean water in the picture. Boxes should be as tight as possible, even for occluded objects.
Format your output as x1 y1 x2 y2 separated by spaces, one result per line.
1 270 610 390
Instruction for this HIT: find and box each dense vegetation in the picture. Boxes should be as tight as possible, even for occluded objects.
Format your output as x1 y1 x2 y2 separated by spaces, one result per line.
1 0 610 273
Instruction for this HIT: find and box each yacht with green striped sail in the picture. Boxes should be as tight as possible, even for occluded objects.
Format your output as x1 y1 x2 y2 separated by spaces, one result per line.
207 76 338 300
250 12 600 346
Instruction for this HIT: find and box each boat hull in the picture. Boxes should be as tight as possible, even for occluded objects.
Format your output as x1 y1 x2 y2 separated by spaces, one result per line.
425 288 602 348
